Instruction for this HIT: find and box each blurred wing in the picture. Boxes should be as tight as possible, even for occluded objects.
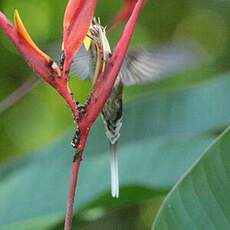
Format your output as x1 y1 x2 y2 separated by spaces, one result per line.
70 45 94 80
120 42 206 86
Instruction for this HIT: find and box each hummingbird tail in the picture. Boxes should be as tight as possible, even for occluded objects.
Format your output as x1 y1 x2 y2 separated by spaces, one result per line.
110 142 119 198
101 87 123 198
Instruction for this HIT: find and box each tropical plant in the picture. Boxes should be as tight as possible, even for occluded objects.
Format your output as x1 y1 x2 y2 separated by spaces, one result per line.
0 0 230 229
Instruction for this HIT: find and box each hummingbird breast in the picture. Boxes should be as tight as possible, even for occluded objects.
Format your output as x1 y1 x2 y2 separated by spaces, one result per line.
101 79 123 145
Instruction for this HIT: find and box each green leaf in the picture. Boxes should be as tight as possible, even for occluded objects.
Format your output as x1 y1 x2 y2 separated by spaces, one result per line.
152 127 230 230
0 133 212 229
2 73 230 229
71 187 166 230
124 73 230 139
74 194 165 230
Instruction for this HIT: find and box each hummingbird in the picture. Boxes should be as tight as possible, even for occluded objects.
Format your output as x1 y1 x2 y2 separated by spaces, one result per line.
0 17 206 198
70 18 206 198
71 18 123 198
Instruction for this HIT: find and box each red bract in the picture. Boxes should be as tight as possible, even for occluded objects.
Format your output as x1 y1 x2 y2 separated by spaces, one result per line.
0 11 61 87
0 10 81 120
63 0 97 75
111 0 140 28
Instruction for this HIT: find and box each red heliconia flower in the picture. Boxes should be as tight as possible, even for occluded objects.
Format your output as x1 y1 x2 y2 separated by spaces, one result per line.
63 0 97 76
0 0 145 229
0 1 96 117
0 10 61 87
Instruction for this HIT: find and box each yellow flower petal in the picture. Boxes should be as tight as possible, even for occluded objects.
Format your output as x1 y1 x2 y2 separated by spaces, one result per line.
14 9 50 61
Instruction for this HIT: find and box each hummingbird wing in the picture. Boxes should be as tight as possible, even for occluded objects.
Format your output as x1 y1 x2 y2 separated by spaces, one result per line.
70 45 94 80
70 42 207 85
120 42 207 86
0 42 207 115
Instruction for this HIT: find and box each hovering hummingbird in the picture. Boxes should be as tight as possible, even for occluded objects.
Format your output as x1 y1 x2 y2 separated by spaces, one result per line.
70 18 206 198
0 18 206 198
72 18 123 198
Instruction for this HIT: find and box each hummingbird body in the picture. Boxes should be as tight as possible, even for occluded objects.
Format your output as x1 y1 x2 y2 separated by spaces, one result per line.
90 20 123 198
102 80 123 146
72 18 123 198
69 18 205 198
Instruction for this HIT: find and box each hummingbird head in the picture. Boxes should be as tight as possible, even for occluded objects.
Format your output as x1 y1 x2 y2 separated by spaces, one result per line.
88 17 112 63
83 18 112 85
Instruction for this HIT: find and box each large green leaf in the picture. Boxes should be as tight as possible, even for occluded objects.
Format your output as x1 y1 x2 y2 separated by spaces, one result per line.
124 73 230 140
1 73 230 229
153 127 230 230
0 134 211 229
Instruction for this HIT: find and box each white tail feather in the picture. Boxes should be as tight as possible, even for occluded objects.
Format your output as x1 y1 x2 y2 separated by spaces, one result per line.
110 144 119 198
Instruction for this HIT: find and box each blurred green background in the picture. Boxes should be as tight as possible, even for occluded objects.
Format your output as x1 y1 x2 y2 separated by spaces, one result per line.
0 0 230 229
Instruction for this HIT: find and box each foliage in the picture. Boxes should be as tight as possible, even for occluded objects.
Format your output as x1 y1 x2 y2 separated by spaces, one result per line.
153 127 230 230
0 0 230 229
